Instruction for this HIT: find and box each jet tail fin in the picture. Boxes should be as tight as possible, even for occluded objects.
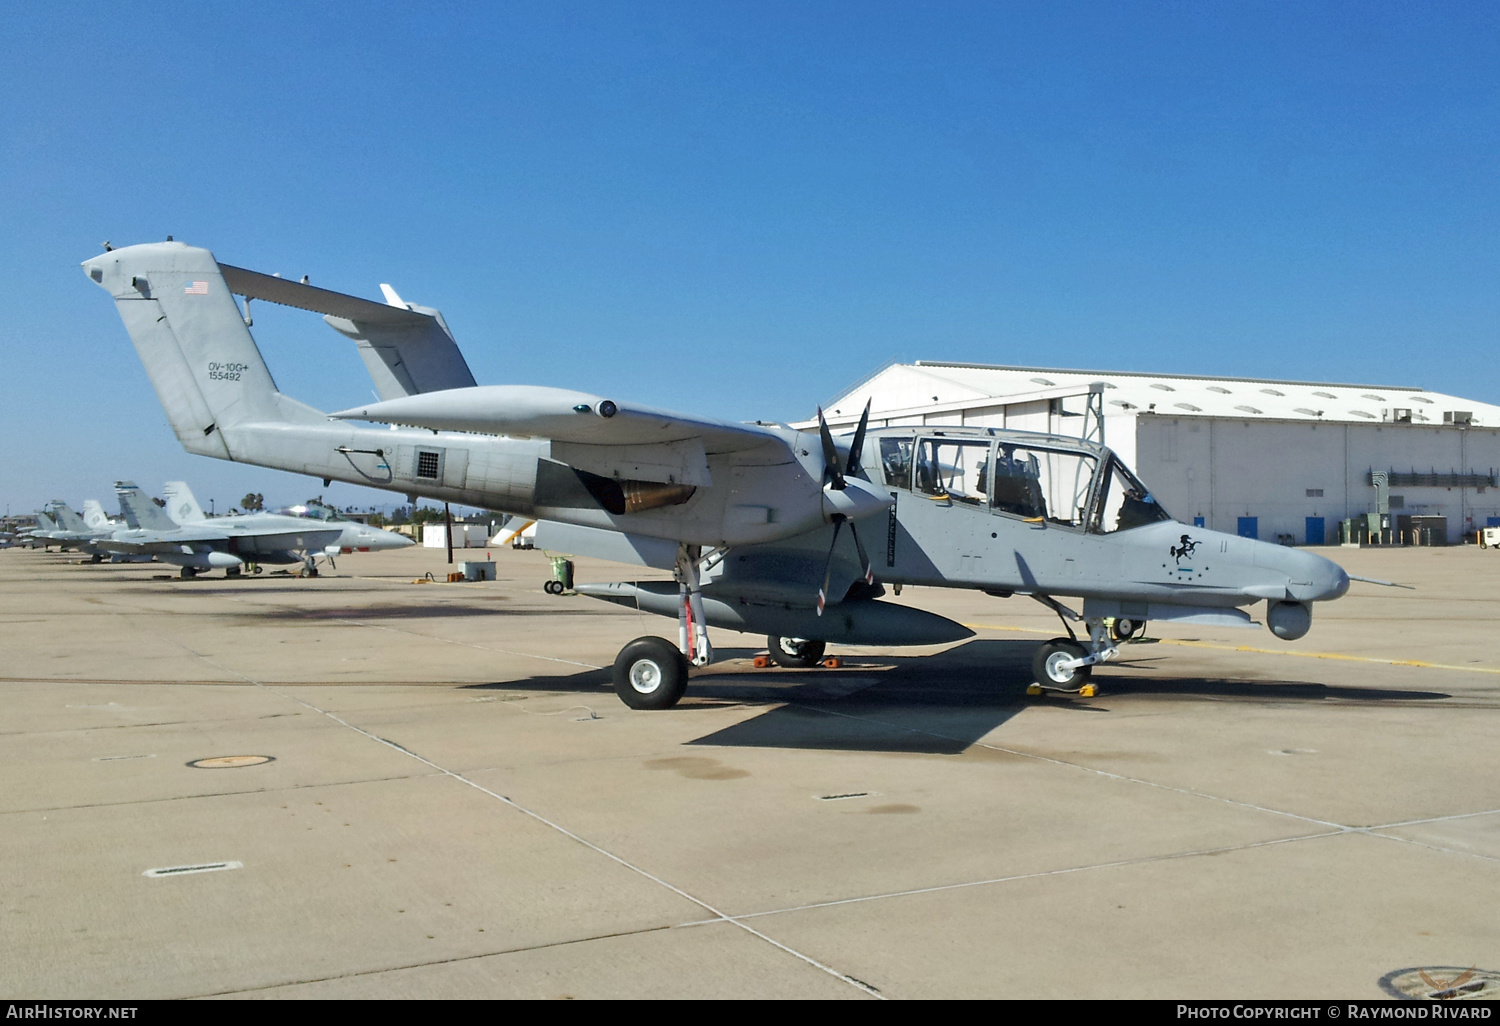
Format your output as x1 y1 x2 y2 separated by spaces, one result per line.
161 482 207 525
48 503 88 532
115 482 179 532
82 242 325 459
81 501 110 529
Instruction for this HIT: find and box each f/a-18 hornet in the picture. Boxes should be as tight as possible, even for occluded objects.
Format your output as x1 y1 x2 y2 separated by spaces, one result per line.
86 241 1353 708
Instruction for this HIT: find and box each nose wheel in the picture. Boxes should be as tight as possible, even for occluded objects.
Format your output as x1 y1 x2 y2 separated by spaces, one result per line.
1031 639 1093 691
766 636 827 668
1027 596 1119 697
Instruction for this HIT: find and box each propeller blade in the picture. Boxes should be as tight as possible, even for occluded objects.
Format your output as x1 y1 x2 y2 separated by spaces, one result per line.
846 399 871 478
817 517 844 616
846 518 876 586
817 407 845 490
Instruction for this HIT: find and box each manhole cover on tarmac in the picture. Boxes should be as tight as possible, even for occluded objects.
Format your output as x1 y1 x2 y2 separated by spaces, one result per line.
187 755 275 769
1378 966 1499 1000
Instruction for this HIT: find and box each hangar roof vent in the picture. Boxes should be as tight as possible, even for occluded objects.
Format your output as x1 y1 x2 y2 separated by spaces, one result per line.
1207 386 1232 394
1235 405 1263 415
1174 403 1203 412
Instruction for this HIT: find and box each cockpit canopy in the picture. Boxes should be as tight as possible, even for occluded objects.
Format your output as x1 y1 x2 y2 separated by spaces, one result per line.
274 500 351 523
876 433 1170 533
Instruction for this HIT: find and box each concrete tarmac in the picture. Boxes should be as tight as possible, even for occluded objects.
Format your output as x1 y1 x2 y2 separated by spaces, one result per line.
1 543 1496 999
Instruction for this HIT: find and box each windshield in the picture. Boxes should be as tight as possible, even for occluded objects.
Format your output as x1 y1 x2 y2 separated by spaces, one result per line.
1091 458 1171 533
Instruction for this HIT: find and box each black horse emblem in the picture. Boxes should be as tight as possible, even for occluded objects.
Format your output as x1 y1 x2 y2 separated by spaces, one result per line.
1169 535 1201 565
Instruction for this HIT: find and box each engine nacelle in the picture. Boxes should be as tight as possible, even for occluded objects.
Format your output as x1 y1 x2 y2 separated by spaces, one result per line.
1267 600 1312 641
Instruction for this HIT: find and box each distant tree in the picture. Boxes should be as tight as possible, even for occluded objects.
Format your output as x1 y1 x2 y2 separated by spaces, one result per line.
151 496 166 507
240 493 264 511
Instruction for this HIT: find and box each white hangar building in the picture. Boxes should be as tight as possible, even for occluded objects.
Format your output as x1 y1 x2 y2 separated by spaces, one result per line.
813 362 1500 545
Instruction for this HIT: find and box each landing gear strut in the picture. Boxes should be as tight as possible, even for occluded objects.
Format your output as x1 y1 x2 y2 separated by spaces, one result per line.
609 543 721 710
1027 596 1121 696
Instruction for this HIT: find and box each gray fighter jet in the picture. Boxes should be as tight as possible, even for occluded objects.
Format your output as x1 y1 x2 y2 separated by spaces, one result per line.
86 241 1353 707
160 481 413 563
98 482 345 578
27 505 111 555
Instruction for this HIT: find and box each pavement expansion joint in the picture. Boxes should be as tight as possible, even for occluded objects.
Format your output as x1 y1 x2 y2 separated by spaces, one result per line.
162 644 886 1000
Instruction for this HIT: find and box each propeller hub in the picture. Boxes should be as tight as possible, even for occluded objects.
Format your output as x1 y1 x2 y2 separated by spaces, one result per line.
822 477 892 523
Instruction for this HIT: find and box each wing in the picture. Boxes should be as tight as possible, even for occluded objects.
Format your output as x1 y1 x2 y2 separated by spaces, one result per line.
332 386 780 450
332 386 787 487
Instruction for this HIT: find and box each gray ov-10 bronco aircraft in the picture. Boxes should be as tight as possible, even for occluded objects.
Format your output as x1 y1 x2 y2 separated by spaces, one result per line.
86 241 1354 709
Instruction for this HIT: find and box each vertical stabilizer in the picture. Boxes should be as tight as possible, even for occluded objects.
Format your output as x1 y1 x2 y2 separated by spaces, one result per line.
82 501 110 529
82 242 324 459
48 504 89 532
162 482 208 525
115 482 179 533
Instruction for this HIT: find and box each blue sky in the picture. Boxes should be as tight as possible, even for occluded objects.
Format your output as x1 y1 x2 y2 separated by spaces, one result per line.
3 1 1498 514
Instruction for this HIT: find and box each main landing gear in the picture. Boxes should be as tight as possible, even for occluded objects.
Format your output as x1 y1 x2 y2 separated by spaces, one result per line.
1027 597 1128 698
611 543 718 710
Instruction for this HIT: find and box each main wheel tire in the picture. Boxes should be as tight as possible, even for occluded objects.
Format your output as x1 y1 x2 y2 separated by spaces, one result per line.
766 635 827 668
1110 617 1145 641
613 636 690 710
1031 639 1092 689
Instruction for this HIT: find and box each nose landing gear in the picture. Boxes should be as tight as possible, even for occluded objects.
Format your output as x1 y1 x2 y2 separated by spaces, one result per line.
1026 596 1120 697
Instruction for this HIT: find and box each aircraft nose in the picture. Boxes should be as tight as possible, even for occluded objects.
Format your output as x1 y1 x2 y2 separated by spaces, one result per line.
1288 551 1350 603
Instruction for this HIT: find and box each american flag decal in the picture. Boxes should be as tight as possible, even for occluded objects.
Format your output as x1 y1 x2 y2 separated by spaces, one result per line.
184 281 209 295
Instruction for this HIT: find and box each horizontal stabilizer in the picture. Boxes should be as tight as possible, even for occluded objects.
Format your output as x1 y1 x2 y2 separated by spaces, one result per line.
220 264 477 400
219 265 430 327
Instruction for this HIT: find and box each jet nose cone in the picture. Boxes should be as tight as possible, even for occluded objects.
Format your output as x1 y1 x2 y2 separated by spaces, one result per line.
1288 552 1349 602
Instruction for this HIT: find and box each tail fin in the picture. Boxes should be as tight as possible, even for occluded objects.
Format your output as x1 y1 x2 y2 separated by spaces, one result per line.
115 482 179 532
34 511 59 531
81 501 110 529
161 482 207 524
48 503 88 532
83 242 324 459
